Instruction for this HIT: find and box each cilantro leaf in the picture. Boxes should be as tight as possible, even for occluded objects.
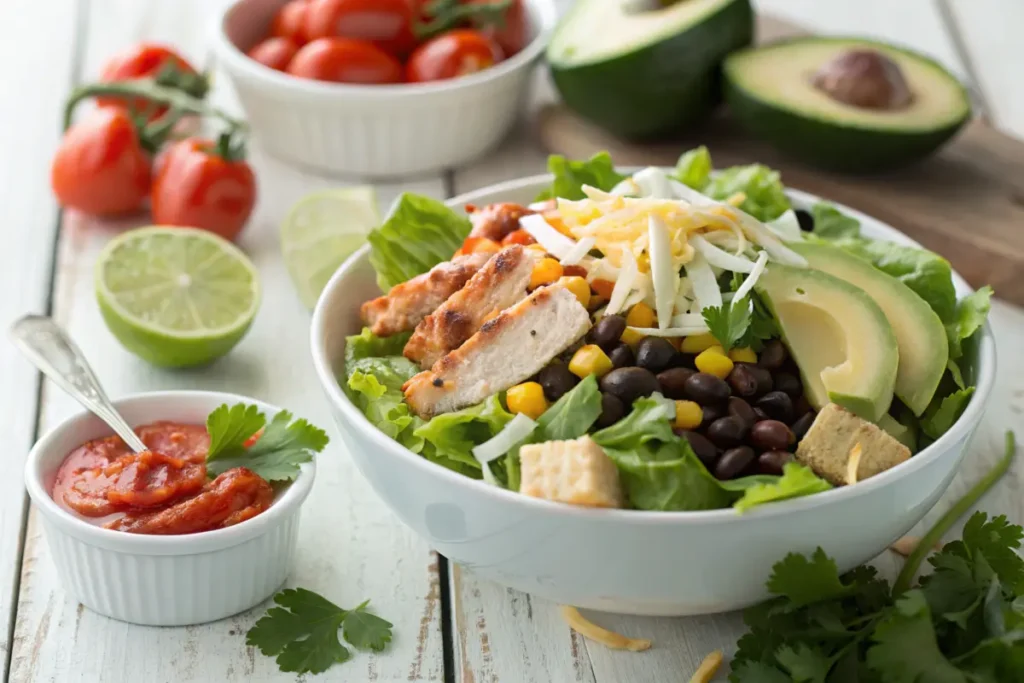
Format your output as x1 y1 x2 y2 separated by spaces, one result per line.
247 588 393 675
960 513 1024 593
767 548 853 607
776 642 833 682
730 661 792 682
702 295 752 352
867 591 968 683
205 404 329 482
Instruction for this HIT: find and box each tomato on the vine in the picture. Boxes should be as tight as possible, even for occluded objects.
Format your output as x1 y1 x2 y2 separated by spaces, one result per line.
271 0 310 43
51 107 151 217
406 29 502 83
150 137 257 242
247 37 300 71
462 0 526 56
304 0 417 56
97 43 199 118
287 38 402 84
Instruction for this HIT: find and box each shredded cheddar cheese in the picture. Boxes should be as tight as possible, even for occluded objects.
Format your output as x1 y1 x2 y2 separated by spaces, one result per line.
689 650 725 683
559 606 651 652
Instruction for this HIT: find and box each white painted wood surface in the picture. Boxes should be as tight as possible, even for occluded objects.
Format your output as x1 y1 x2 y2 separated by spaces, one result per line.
3 0 1024 681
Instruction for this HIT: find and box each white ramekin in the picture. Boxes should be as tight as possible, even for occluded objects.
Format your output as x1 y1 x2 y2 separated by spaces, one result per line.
24 391 316 626
209 0 558 178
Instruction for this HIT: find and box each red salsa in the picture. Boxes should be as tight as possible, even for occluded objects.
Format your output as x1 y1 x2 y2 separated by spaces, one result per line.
51 421 273 535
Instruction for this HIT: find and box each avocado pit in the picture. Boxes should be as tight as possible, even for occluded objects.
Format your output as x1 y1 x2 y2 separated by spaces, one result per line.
812 49 914 110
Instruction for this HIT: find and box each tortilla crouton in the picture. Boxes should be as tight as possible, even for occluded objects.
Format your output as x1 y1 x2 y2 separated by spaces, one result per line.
796 403 911 486
520 436 623 508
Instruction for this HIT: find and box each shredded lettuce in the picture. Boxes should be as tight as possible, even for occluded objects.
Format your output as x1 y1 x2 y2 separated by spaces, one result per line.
946 285 992 360
671 146 792 221
921 387 975 440
810 202 860 240
367 193 471 292
413 395 514 479
673 145 712 190
343 329 422 450
729 463 832 513
535 152 626 201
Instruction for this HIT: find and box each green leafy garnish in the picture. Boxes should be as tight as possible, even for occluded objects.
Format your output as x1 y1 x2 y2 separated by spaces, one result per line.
413 395 514 479
205 404 328 481
947 286 993 360
731 463 833 513
673 145 712 189
367 192 471 292
535 152 626 201
705 164 790 222
920 387 975 440
702 295 752 352
810 202 861 240
247 588 393 675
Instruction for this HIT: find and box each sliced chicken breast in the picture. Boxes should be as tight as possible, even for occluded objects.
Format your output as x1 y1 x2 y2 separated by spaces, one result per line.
403 285 591 418
360 252 491 337
468 203 536 242
404 245 539 368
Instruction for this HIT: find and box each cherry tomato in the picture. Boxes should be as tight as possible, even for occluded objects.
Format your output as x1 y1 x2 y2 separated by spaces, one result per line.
455 237 501 256
51 107 151 217
501 229 535 246
271 0 310 43
247 37 300 71
304 0 416 56
463 0 527 56
591 279 615 300
97 43 199 118
286 38 402 84
150 138 257 241
406 29 503 83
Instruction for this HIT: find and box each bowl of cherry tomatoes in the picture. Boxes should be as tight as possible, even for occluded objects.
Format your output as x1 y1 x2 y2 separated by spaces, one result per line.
210 0 557 177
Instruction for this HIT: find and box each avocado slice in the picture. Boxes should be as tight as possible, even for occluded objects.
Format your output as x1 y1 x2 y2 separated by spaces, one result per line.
791 241 947 415
549 0 753 139
724 38 971 172
755 264 898 422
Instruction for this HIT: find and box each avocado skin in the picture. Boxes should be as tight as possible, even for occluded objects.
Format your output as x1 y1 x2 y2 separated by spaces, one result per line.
723 41 971 173
549 0 754 140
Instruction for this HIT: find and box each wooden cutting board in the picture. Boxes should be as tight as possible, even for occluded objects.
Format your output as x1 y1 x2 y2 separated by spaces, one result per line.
537 16 1024 305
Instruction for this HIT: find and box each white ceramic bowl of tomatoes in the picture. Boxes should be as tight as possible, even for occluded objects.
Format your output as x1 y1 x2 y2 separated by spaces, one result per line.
210 0 557 177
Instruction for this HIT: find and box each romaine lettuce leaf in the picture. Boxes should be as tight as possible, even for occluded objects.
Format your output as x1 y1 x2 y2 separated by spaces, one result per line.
345 327 411 372
604 440 734 511
705 164 790 222
536 374 602 439
946 286 992 359
810 202 861 240
729 463 832 513
367 193 471 292
535 152 626 201
673 145 712 189
413 395 514 478
590 395 675 449
920 387 975 440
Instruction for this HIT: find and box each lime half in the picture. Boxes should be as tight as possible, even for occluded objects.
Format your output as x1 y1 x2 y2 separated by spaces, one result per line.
280 186 380 309
95 227 261 368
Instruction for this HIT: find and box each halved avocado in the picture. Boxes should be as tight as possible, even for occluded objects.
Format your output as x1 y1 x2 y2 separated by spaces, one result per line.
792 241 947 415
549 0 754 139
755 264 898 422
724 37 971 172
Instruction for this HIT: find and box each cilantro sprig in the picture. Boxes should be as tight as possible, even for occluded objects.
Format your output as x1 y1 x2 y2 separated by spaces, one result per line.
701 293 777 352
730 431 1022 683
205 403 328 481
247 588 393 675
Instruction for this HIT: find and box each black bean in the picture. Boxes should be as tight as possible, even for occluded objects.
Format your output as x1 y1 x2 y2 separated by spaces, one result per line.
726 364 758 397
728 396 757 427
707 416 749 449
753 407 770 422
702 402 726 427
600 367 660 404
668 352 697 370
795 208 814 232
750 420 795 452
608 344 635 370
677 430 718 468
791 413 815 441
757 451 793 476
756 391 794 423
773 371 802 398
589 315 626 349
595 393 626 428
715 446 755 480
684 372 731 405
635 338 677 374
794 395 813 420
538 364 579 401
758 339 788 370
656 367 694 399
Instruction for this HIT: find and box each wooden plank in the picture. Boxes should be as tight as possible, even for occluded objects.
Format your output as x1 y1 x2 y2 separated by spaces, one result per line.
9 1 447 681
0 0 80 671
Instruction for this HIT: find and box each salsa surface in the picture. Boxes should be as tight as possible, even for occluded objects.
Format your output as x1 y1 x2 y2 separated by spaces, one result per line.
51 421 273 535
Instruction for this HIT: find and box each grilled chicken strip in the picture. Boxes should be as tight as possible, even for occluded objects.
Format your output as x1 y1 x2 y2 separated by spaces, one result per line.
468 202 536 242
403 285 591 418
404 245 539 368
360 252 491 337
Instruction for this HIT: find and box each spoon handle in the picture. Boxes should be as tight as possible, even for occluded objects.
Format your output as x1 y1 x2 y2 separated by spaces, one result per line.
10 315 148 453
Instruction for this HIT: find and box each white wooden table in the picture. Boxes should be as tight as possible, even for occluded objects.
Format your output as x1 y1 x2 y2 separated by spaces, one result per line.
2 1 1022 681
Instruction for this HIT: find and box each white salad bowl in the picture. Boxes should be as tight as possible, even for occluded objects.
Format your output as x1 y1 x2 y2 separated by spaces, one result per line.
310 176 996 616
24 391 315 626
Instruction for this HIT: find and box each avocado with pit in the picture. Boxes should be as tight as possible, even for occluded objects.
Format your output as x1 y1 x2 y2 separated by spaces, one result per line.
755 263 898 422
724 37 971 172
548 0 754 139
791 241 947 416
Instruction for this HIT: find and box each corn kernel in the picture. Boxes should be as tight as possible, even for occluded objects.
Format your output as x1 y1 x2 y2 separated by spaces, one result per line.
569 344 614 379
506 382 549 419
620 327 646 348
530 258 563 289
625 302 655 328
696 348 734 378
729 347 757 364
673 401 703 430
681 333 719 354
706 345 726 357
557 276 590 308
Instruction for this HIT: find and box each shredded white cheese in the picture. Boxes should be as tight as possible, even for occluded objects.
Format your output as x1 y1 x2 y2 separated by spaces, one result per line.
647 214 677 329
519 214 576 259
733 252 769 302
685 251 721 312
472 413 537 465
605 249 638 315
768 209 803 242
689 233 755 273
559 236 597 266
629 324 710 337
689 651 725 683
846 442 863 485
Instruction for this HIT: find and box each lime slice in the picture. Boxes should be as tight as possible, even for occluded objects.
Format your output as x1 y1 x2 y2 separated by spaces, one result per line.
95 227 261 368
280 186 380 309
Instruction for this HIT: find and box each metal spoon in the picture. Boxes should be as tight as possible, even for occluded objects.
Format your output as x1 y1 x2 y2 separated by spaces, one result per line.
10 315 148 453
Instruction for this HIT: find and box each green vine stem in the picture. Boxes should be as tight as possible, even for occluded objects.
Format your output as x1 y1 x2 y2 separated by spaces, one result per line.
63 80 245 133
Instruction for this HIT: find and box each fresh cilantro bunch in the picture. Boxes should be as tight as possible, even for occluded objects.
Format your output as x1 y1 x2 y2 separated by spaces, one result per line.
247 588 393 675
702 293 777 352
205 403 328 481
731 433 1023 682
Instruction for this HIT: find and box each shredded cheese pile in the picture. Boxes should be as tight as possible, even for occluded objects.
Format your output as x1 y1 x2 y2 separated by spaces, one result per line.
559 606 651 652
